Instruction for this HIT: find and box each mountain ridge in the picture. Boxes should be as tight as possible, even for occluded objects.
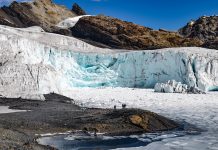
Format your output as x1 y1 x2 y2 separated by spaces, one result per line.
71 15 202 50
0 0 217 50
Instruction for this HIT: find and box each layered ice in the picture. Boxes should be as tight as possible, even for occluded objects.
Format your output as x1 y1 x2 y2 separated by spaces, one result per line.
0 25 218 99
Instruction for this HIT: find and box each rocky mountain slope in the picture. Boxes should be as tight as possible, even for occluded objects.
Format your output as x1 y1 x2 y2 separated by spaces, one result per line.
0 0 217 50
0 0 77 32
71 15 202 50
179 16 218 49
0 0 205 50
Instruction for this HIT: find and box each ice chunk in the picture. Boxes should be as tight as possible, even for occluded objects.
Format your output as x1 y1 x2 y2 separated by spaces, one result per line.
154 80 187 93
154 80 204 94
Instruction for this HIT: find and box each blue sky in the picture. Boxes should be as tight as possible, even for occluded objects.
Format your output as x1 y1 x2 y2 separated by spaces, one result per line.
54 0 218 31
1 0 218 31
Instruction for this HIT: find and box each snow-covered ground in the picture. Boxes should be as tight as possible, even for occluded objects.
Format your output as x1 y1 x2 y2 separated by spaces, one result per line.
64 88 218 150
0 106 27 114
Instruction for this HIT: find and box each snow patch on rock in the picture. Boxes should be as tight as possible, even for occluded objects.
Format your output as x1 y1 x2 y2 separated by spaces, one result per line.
56 15 92 28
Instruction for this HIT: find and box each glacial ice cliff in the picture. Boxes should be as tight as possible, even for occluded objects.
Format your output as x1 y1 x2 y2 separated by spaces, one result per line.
0 25 218 99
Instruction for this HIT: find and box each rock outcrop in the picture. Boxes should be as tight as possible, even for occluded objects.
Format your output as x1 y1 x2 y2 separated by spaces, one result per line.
202 40 218 50
72 3 86 16
0 0 77 32
128 112 177 132
179 16 218 50
71 15 202 50
154 80 205 94
0 94 179 149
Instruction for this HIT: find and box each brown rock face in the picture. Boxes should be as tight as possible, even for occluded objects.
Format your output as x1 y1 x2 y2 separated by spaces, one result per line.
179 16 218 50
72 3 86 16
71 15 202 50
129 112 177 132
0 0 77 32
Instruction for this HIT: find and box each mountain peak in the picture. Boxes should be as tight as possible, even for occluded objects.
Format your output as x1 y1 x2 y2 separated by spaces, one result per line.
34 0 53 4
72 3 86 16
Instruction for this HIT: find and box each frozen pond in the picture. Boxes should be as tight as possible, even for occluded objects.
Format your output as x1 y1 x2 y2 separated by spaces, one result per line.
37 129 200 150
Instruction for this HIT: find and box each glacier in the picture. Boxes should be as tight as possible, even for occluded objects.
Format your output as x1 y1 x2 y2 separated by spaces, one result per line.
0 25 218 99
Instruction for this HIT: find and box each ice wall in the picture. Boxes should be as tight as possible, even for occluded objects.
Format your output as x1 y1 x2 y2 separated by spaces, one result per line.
66 49 218 91
0 25 218 99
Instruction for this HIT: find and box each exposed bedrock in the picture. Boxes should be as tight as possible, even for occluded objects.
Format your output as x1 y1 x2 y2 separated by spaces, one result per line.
71 15 202 50
179 16 218 50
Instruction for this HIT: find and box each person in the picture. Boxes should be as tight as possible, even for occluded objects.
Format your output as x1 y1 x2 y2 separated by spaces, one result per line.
122 104 126 109
94 129 97 137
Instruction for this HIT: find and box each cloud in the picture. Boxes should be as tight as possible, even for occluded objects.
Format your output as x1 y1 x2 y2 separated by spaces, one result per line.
0 0 32 6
